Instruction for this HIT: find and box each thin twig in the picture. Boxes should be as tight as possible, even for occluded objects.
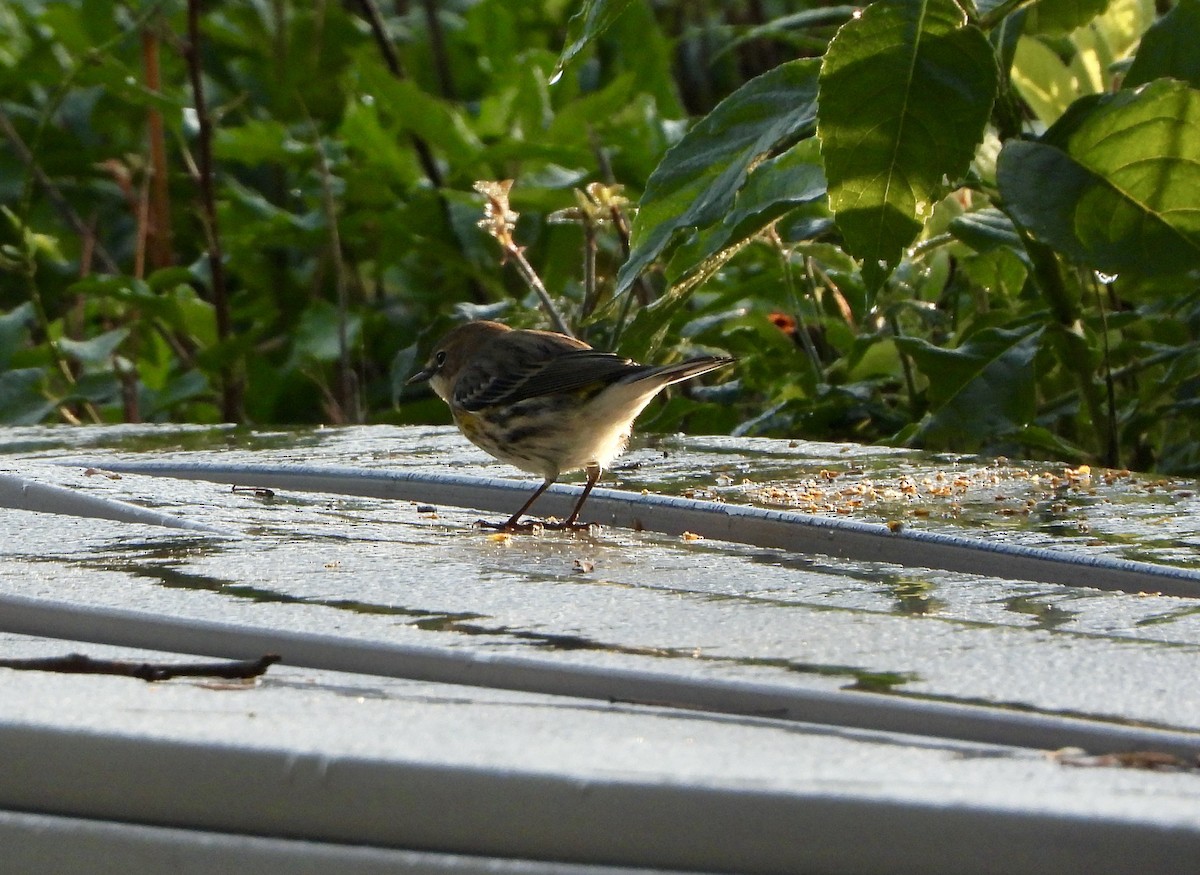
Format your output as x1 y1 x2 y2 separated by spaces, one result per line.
0 107 120 274
1094 275 1120 468
134 155 151 278
608 201 653 306
475 180 574 337
356 0 490 304
511 249 574 337
184 0 243 422
421 0 456 99
142 24 174 270
580 214 599 323
354 0 444 189
309 114 361 423
588 128 654 307
0 652 280 682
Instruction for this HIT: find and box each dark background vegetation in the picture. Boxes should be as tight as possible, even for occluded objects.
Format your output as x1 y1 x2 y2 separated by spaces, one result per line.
1 0 1198 471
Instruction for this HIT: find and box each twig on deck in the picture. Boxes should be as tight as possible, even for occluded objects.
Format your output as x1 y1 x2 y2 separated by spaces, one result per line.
0 652 281 683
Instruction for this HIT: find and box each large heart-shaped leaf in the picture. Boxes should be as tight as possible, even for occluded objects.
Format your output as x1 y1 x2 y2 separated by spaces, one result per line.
997 79 1200 276
817 0 997 291
1124 0 1200 89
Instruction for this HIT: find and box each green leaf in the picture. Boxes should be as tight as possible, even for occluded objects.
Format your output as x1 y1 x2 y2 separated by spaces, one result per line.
997 79 1200 276
949 207 1031 267
141 370 211 419
57 327 129 366
818 0 997 290
0 368 55 425
898 326 1042 448
1024 0 1109 35
214 119 312 167
949 207 1021 251
1124 0 1200 89
1010 36 1090 125
617 58 821 294
667 138 828 287
290 300 362 365
355 62 483 170
552 0 635 83
390 341 420 405
0 303 35 370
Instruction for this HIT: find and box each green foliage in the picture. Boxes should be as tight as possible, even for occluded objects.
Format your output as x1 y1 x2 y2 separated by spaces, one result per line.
818 0 996 290
1 0 1199 473
896 326 1042 447
617 58 820 296
997 80 1200 276
1124 0 1200 88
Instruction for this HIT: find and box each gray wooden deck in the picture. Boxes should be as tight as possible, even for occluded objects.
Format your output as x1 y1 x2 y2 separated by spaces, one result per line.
2 425 1198 873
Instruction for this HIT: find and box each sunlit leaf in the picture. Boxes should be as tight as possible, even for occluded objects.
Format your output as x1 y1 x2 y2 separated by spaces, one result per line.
667 138 828 287
617 58 821 295
997 79 1200 276
818 0 997 289
1025 0 1109 35
1125 0 1200 89
1010 37 1094 125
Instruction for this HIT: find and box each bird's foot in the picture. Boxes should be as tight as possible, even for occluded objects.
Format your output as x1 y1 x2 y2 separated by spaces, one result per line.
541 518 597 533
474 517 596 534
475 518 544 534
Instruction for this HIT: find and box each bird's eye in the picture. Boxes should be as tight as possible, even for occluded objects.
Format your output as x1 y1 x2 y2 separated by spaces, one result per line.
435 350 447 367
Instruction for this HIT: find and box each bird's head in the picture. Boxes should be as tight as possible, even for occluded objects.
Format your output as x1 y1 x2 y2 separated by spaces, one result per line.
407 320 512 402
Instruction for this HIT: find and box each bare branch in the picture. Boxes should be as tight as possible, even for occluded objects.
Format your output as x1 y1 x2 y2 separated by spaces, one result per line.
183 0 243 422
0 652 281 683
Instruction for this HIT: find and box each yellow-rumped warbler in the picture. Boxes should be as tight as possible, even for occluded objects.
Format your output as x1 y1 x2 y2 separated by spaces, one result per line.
408 320 733 531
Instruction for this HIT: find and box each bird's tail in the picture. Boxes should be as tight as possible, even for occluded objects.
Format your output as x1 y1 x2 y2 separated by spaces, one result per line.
633 355 735 387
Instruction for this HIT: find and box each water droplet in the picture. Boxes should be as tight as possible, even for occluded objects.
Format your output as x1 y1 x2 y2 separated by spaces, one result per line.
548 66 564 85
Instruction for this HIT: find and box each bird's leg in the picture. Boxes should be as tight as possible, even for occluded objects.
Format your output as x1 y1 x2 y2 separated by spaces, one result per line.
477 478 555 532
544 464 600 531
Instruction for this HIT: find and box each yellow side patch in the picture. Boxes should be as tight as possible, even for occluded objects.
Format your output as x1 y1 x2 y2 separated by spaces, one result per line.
454 410 482 438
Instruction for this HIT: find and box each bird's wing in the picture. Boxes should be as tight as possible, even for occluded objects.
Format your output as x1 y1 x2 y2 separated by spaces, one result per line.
455 349 644 410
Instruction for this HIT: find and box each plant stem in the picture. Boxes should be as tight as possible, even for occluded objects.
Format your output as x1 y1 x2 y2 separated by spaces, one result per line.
184 0 243 422
420 0 456 99
0 108 120 275
142 22 174 270
510 247 574 338
977 0 1039 30
1093 275 1120 468
311 117 360 424
355 0 443 189
580 214 599 325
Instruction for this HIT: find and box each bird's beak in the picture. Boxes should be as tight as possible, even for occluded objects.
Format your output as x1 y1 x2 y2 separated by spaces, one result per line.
406 364 436 386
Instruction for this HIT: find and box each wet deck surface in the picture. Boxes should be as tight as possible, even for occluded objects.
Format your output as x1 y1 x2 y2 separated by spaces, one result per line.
2 425 1199 873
